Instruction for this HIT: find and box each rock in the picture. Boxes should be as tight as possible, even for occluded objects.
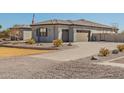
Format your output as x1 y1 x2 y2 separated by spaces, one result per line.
67 42 72 46
112 49 119 54
37 43 42 46
91 56 99 60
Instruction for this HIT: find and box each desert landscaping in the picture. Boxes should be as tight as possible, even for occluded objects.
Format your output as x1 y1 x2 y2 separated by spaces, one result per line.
0 42 124 79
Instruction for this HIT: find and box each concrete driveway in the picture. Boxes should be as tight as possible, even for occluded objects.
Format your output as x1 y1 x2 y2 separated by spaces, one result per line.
30 42 123 61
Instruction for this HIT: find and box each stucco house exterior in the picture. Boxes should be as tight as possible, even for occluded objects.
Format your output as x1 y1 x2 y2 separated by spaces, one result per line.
9 25 32 40
31 19 118 42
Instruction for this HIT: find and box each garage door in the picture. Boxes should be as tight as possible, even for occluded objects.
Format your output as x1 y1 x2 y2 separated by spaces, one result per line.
76 31 89 42
23 31 32 40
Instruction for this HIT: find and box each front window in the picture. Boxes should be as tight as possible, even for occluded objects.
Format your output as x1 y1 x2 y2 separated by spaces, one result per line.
40 28 48 37
36 28 48 37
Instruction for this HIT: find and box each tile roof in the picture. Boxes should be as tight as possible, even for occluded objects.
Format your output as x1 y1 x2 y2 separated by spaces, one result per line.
10 25 31 29
32 19 117 29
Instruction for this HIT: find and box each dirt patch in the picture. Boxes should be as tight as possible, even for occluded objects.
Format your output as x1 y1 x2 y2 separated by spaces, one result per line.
0 47 49 57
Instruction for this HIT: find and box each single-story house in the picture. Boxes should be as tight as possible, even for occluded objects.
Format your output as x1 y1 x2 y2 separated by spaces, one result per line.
31 19 118 42
9 25 32 40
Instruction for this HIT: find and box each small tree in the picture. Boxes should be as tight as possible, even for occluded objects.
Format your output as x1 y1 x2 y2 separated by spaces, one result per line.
13 24 19 28
0 29 10 38
0 25 2 29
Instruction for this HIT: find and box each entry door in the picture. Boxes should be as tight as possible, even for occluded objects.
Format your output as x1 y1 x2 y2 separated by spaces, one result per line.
62 29 69 42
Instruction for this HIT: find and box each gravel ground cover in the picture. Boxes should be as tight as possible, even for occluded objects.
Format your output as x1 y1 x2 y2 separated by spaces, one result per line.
0 42 124 79
0 57 58 79
0 54 124 79
88 52 124 63
34 58 124 79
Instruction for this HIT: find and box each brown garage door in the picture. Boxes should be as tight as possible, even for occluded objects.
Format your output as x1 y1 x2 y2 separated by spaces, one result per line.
76 30 89 42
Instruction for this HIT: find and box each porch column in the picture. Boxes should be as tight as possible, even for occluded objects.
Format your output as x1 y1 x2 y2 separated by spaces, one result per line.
58 28 62 40
69 26 74 42
73 28 77 42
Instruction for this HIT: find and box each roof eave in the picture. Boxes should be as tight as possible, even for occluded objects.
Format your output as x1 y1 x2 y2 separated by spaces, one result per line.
30 23 117 30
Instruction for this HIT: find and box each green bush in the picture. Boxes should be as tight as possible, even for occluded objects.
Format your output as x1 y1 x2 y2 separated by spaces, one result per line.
0 30 10 38
99 48 110 56
0 25 2 29
53 39 63 47
26 39 35 44
117 44 124 52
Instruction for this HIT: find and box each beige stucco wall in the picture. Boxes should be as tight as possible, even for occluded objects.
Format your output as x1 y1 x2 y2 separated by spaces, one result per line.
57 25 74 42
57 25 69 40
73 26 115 42
90 30 115 40
92 33 124 42
31 24 116 42
32 25 58 42
23 31 32 40
32 25 74 42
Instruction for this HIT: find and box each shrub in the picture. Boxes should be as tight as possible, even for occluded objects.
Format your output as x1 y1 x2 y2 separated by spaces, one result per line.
53 39 63 47
26 38 35 44
112 49 119 54
117 44 124 52
99 48 110 56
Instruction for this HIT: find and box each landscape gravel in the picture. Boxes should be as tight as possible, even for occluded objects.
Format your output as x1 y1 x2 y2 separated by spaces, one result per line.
35 59 124 79
0 55 124 79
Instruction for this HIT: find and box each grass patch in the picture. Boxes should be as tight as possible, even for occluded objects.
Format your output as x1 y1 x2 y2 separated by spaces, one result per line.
0 47 48 57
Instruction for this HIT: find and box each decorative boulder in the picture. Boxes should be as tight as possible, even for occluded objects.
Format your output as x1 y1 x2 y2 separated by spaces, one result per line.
112 49 119 54
37 43 42 46
91 56 99 60
67 42 72 46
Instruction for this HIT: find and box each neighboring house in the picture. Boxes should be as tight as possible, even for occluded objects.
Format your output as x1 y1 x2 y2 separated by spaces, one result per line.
31 19 118 42
9 25 32 40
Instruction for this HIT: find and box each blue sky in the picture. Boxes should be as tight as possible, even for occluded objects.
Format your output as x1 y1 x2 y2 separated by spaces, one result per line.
0 13 124 32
